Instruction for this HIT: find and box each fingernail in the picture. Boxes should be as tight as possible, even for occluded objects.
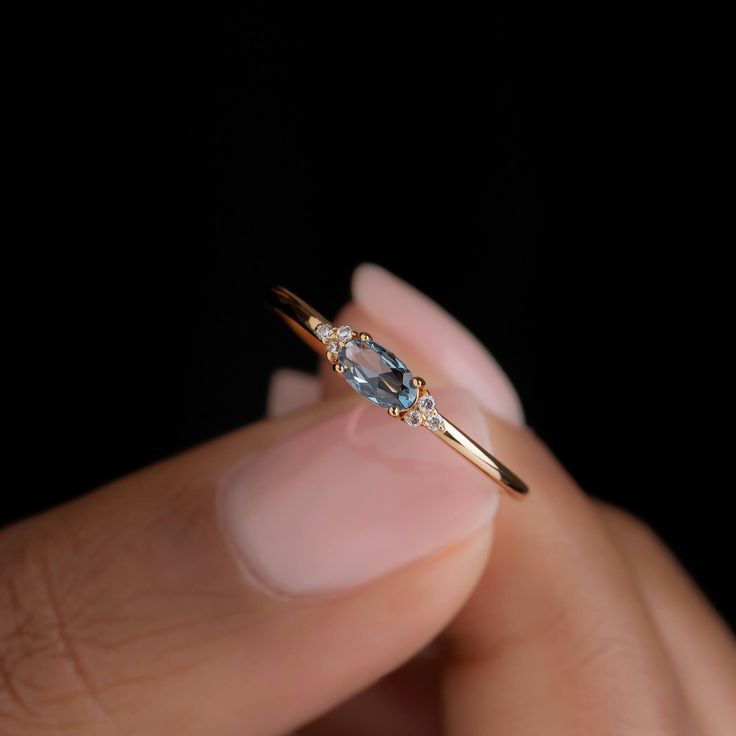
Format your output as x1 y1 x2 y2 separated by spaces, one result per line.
266 368 321 418
352 263 524 425
218 387 498 596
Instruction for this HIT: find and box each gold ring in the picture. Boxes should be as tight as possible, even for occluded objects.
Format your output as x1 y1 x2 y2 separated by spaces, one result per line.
270 286 529 500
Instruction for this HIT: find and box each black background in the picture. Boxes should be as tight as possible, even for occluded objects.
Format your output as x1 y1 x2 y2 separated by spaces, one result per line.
6 6 733 626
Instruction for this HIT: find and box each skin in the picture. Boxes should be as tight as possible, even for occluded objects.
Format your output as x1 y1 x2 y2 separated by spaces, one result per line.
1 264 734 735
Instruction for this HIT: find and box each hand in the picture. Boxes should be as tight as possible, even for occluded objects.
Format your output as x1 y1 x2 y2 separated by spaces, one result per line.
2 264 733 735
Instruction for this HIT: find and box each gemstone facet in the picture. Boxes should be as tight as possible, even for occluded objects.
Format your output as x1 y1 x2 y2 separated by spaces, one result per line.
339 339 418 410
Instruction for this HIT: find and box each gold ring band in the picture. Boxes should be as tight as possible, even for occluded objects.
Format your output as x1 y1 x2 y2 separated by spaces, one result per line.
270 286 529 500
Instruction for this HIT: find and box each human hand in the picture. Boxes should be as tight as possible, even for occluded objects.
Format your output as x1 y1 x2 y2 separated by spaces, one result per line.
2 264 734 735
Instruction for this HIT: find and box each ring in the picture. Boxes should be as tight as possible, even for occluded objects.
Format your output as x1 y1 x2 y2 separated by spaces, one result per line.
270 286 529 500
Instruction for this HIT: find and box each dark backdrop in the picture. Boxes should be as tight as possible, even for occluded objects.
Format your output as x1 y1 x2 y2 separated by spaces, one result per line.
6 6 733 626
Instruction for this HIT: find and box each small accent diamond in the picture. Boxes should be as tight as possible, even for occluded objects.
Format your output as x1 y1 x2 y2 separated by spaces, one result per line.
336 324 353 342
418 395 436 413
316 323 334 342
405 409 422 427
427 414 444 432
326 340 340 357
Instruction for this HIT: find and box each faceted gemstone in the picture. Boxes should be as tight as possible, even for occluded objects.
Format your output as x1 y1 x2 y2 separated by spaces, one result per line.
326 340 340 358
336 324 353 342
404 409 422 427
427 414 444 432
339 339 418 410
316 323 333 342
418 395 436 414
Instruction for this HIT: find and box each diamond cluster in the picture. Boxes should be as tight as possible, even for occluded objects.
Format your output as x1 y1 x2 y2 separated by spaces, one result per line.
315 322 354 360
404 393 444 432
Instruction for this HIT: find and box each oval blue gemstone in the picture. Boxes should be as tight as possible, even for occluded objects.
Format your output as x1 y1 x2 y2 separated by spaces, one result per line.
339 339 417 410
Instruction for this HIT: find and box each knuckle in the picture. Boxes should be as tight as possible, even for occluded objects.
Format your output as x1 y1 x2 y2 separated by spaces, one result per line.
598 501 664 548
576 636 687 734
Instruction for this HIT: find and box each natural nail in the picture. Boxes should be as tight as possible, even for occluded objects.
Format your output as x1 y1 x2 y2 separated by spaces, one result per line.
218 387 498 596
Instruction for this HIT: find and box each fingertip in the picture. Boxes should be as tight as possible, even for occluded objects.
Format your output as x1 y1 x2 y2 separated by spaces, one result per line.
267 368 321 418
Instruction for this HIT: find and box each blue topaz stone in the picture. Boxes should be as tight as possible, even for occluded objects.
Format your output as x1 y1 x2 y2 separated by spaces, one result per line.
339 339 418 410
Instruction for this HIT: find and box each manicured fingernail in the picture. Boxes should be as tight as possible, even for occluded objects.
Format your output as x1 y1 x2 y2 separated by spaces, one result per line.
267 368 321 418
352 263 524 425
218 387 498 596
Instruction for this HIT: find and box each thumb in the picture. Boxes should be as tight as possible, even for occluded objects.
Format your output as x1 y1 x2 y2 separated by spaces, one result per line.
1 392 496 734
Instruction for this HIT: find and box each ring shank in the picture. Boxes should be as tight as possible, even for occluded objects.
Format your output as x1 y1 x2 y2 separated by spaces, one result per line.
270 285 529 499
438 418 528 498
271 286 331 352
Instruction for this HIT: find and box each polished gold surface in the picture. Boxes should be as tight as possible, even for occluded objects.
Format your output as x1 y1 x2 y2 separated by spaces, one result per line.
271 285 331 342
270 286 529 499
437 419 528 497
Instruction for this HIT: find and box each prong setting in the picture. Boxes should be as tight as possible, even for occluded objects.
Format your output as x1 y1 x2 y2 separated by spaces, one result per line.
387 406 401 417
333 363 345 374
411 376 426 388
359 331 372 342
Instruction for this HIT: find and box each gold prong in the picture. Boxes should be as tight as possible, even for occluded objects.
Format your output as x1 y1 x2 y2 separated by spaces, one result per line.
412 376 426 388
387 406 401 417
326 350 339 364
359 331 372 342
333 363 344 374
